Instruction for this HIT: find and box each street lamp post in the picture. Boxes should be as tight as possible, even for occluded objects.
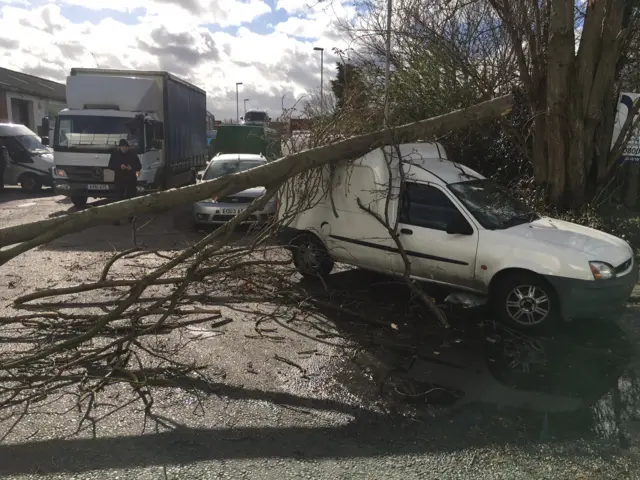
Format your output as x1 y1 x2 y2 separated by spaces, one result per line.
313 46 324 115
235 82 243 123
244 98 249 114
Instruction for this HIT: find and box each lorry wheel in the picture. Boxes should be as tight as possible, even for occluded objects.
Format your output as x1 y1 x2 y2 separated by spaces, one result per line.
491 271 560 330
20 174 42 193
71 195 88 208
291 233 334 279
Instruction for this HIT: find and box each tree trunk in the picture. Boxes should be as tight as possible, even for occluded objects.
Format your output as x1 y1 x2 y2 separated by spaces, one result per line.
545 0 575 207
0 95 514 265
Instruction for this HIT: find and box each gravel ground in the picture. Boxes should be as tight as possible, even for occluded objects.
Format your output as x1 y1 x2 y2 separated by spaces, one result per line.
0 187 639 479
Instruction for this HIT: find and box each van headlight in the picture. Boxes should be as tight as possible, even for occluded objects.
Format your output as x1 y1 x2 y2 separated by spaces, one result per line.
589 261 615 280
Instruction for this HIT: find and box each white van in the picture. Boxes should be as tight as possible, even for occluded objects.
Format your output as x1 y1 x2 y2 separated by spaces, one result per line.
278 142 638 329
0 123 54 192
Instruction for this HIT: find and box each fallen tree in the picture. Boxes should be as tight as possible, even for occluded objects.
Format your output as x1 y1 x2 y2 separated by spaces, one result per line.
0 95 515 435
0 94 513 265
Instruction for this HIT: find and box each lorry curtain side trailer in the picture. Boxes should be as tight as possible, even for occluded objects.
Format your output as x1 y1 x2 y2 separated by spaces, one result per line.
53 68 208 208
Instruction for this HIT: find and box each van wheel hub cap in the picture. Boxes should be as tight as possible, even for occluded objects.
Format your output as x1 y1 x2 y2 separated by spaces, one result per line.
505 285 550 326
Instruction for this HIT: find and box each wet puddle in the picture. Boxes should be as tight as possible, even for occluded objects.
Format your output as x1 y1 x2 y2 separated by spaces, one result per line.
296 269 640 449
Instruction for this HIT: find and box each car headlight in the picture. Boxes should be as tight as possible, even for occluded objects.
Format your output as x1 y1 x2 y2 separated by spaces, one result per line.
589 261 616 280
54 168 67 178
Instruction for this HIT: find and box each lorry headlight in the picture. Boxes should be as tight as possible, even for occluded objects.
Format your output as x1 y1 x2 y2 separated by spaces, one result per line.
589 261 615 280
54 168 67 178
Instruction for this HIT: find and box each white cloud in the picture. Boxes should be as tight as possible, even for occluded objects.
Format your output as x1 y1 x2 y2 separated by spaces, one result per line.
0 1 355 119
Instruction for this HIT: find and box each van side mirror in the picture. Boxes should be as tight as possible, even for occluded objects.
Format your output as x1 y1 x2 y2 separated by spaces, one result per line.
0 146 9 162
446 213 473 235
196 173 202 181
240 117 244 121
41 136 49 146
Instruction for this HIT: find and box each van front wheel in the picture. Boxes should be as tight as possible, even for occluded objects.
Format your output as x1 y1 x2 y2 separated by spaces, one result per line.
20 174 42 193
492 272 560 330
291 234 334 279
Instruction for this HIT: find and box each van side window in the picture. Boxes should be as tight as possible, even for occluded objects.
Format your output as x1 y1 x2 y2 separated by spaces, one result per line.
399 182 462 231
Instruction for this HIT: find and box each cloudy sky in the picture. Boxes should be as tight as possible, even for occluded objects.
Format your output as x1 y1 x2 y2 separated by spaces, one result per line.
0 0 356 120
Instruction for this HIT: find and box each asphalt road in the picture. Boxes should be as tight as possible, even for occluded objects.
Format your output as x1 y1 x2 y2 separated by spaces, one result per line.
0 186 639 479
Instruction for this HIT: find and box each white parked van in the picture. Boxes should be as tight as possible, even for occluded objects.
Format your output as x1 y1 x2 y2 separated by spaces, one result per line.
278 142 638 329
0 123 53 192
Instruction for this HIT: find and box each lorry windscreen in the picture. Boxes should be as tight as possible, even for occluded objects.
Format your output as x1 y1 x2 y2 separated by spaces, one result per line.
245 111 267 123
56 116 142 151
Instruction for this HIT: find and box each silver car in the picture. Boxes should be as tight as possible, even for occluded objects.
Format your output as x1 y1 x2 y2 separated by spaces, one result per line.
193 153 276 226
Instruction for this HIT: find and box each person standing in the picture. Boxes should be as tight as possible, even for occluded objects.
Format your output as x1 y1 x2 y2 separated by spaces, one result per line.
108 139 141 225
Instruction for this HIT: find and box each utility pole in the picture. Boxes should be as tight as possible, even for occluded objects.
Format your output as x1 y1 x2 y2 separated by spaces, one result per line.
384 0 392 127
235 82 243 123
313 46 324 115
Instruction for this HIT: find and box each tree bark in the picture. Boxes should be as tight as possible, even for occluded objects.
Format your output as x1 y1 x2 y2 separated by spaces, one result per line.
546 0 575 207
0 94 514 264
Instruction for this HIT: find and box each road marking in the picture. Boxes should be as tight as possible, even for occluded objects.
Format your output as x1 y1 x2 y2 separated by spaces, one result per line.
18 202 37 208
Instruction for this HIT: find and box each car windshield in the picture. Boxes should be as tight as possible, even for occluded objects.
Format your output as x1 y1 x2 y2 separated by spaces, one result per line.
15 135 49 153
203 159 264 180
56 115 141 150
245 111 267 123
448 179 539 230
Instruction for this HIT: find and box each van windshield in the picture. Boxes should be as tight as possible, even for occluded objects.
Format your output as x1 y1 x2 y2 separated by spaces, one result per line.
203 159 264 180
448 179 539 230
15 135 49 153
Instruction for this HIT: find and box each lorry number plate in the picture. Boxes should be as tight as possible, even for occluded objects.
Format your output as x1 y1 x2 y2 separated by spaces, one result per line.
88 184 109 190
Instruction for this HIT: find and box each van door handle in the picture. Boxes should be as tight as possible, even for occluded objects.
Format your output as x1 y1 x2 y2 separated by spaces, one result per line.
400 228 413 235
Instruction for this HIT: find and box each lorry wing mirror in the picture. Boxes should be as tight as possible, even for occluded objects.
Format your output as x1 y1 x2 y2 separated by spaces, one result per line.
446 213 473 235
153 122 164 140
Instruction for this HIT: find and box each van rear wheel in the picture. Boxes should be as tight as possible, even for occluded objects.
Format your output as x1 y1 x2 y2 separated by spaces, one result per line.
491 271 559 330
292 234 334 279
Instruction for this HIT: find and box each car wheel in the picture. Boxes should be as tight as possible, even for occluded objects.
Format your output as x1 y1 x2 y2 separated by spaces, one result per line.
291 233 334 279
20 174 42 193
71 195 88 208
491 272 560 329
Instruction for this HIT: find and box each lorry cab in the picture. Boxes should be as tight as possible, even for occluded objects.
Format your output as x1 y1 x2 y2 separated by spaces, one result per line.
241 109 269 126
0 123 53 192
278 142 637 330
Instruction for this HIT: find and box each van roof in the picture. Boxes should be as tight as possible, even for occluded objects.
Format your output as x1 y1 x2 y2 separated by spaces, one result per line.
362 143 485 185
0 123 37 137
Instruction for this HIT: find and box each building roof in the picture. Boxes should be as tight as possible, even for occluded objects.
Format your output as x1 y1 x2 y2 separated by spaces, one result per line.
0 67 66 102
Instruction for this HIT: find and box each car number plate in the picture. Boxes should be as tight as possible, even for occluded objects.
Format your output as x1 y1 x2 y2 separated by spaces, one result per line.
87 184 109 190
221 208 244 215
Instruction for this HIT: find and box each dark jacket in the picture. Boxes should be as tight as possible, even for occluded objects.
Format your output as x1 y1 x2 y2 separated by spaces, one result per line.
108 149 142 185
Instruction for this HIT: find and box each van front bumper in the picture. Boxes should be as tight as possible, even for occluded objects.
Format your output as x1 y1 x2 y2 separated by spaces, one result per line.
545 265 638 320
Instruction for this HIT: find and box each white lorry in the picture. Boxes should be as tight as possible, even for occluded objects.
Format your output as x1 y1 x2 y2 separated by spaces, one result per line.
52 68 208 208
278 142 637 329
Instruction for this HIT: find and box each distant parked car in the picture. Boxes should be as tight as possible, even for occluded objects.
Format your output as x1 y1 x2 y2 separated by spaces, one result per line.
193 153 275 227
